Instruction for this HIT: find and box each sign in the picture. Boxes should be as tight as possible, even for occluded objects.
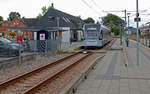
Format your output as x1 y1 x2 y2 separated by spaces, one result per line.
40 34 45 40
134 18 141 22
87 28 97 30
60 27 70 31
37 30 48 40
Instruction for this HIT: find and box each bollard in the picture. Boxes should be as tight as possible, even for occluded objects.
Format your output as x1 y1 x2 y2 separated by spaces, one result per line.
125 62 128 67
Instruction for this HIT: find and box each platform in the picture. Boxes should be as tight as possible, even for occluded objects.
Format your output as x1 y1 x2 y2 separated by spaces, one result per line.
75 39 150 94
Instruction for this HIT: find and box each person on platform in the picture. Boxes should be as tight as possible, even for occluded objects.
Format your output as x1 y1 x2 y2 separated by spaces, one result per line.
126 37 129 47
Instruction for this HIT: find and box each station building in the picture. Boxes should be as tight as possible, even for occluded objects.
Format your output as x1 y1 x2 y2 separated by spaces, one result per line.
35 7 84 42
5 7 84 52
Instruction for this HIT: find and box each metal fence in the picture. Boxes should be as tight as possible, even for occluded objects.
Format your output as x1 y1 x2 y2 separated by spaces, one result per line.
24 38 61 53
0 38 61 73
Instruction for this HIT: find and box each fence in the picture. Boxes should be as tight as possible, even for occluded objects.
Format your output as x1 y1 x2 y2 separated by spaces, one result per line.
0 38 61 73
24 38 61 53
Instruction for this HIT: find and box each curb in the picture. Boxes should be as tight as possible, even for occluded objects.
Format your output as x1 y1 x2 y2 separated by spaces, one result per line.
59 54 105 94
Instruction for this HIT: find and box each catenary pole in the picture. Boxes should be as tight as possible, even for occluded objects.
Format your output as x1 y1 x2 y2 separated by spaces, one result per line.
128 15 130 35
136 0 140 66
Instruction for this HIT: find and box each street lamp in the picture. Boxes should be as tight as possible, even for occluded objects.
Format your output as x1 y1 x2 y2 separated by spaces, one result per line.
127 13 131 36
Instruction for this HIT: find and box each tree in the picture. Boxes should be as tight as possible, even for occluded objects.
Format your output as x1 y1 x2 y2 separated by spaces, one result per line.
7 12 21 21
37 3 54 19
42 6 47 15
37 13 42 20
84 17 95 24
102 14 125 36
0 16 3 21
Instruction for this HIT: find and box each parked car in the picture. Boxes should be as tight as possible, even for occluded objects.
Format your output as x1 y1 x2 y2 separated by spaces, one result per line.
0 38 23 57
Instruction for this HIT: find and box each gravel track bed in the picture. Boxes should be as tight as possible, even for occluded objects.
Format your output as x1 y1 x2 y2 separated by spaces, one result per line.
0 53 71 84
34 53 102 94
0 53 85 94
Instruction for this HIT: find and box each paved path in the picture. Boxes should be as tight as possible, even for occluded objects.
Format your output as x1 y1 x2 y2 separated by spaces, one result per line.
75 39 150 94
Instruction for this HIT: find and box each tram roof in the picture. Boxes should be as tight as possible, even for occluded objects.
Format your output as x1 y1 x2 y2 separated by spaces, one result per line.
101 25 110 31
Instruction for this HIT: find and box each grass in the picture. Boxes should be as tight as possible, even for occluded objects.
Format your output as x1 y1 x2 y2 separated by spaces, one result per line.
112 36 120 38
56 49 70 54
74 46 81 51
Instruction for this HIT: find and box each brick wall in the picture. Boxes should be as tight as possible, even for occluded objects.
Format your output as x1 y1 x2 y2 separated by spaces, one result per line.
0 18 33 40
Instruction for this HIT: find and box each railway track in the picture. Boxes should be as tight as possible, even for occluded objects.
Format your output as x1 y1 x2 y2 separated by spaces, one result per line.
0 52 93 94
0 39 114 94
104 39 116 49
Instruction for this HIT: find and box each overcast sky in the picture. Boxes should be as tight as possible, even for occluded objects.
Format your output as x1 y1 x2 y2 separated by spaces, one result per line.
0 0 150 27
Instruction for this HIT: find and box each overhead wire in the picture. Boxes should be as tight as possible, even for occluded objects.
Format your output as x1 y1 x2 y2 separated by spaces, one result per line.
81 0 102 17
90 0 102 11
90 0 105 22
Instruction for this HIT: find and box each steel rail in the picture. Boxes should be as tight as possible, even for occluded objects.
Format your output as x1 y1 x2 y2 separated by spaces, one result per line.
23 53 93 94
0 52 80 91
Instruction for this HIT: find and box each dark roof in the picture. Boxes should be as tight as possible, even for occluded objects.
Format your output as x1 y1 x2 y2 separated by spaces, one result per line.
36 8 84 30
20 18 38 27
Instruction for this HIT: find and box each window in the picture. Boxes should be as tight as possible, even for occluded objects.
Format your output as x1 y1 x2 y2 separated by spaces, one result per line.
48 16 55 22
63 17 68 22
14 23 18 27
66 18 71 23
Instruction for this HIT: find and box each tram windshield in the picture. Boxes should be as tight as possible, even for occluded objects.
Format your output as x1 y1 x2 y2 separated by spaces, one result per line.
86 30 98 39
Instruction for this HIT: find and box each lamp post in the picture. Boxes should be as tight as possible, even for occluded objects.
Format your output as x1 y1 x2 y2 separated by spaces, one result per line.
127 13 131 36
120 24 123 45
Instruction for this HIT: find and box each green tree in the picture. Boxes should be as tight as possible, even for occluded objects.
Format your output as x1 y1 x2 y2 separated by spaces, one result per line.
42 6 47 15
7 12 21 21
102 14 125 36
37 13 42 20
37 3 54 19
84 17 95 24
0 16 3 21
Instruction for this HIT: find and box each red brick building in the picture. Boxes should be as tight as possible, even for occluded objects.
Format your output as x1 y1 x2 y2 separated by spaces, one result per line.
0 17 37 40
0 21 10 38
